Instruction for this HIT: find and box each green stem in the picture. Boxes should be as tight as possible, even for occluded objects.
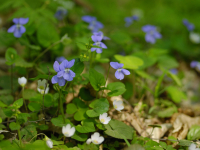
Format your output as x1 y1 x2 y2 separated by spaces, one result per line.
57 86 66 124
63 82 69 90
33 41 61 63
11 65 14 96
90 52 95 68
29 133 46 143
22 87 28 112
101 64 110 97
16 118 22 147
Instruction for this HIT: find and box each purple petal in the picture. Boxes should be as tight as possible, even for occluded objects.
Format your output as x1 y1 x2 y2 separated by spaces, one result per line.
91 48 96 52
69 70 75 77
142 25 156 32
14 30 22 38
153 32 162 39
121 69 130 75
103 36 110 40
65 59 75 68
7 25 16 33
82 15 96 23
110 62 121 69
96 48 102 53
56 56 65 63
132 15 139 21
95 21 104 29
18 18 29 25
57 77 66 86
19 25 26 34
60 60 67 70
115 71 124 80
51 75 58 84
53 61 60 72
63 72 70 80
100 42 107 48
91 35 99 42
13 18 19 24
190 61 198 68
145 34 156 44
57 70 65 77
67 75 73 81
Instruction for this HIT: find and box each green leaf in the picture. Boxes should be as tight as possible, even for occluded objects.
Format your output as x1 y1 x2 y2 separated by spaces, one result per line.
104 119 134 140
124 144 145 150
114 55 143 69
71 132 88 142
66 103 78 114
71 58 84 76
23 89 38 99
159 142 167 149
178 140 192 147
5 47 18 65
0 95 14 105
110 31 131 44
51 115 70 127
79 87 94 101
37 124 49 130
3 108 14 117
166 71 182 86
187 125 200 140
9 122 20 131
158 55 179 70
15 57 34 68
28 102 41 111
89 68 105 91
157 107 177 118
0 101 7 108
86 98 109 117
25 140 48 150
135 70 155 80
44 94 53 107
18 113 30 123
0 117 2 123
122 82 133 99
13 98 23 108
148 125 162 128
37 21 60 48
107 82 126 96
166 86 186 103
20 124 37 141
76 120 95 133
29 75 53 81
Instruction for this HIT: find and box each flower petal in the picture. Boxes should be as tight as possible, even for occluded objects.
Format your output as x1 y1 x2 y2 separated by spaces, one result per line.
96 48 102 53
14 30 22 38
51 75 58 84
57 77 66 86
57 70 65 77
7 25 16 33
60 60 67 70
91 48 96 52
121 69 130 75
63 72 70 80
115 71 124 80
100 42 107 49
110 62 120 69
65 59 75 68
145 33 156 44
82 15 96 23
53 61 60 72
69 70 75 77
18 18 29 25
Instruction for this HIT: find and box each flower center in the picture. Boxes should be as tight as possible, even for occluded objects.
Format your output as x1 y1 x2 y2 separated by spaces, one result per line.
39 86 45 90
93 140 99 144
21 83 25 87
65 68 70 73
100 119 105 123
117 69 122 72
114 105 118 109
16 24 21 29
41 90 45 94
64 132 69 136
96 42 101 47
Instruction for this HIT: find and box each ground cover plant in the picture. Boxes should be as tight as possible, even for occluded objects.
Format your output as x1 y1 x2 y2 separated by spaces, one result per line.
1 0 200 150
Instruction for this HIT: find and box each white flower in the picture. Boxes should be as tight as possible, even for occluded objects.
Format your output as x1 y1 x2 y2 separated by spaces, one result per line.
89 132 104 145
113 99 124 111
86 138 92 144
18 77 27 87
189 32 200 44
37 79 49 94
45 137 53 148
99 113 111 124
189 143 200 150
62 124 75 137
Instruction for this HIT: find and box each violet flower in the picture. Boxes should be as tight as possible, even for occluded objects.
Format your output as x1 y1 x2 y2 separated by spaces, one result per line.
82 15 103 32
170 69 178 75
93 31 110 40
110 62 130 80
91 34 107 53
56 56 66 63
125 15 139 27
51 61 66 86
7 18 29 38
57 59 75 81
55 7 67 20
142 25 162 44
183 19 194 31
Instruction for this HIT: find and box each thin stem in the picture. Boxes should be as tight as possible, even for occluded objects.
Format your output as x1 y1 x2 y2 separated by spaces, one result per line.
57 86 66 124
11 65 14 96
101 64 110 97
33 41 61 63
16 118 22 147
123 136 131 147
22 87 28 112
90 52 95 68
29 133 47 143
63 82 69 90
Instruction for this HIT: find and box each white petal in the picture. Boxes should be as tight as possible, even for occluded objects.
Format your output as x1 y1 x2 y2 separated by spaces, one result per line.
98 136 104 144
45 87 49 94
18 77 27 87
69 127 75 137
91 132 100 140
86 138 92 144
46 139 53 148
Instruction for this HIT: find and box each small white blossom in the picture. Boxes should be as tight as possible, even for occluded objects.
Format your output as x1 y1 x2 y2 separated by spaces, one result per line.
88 132 104 145
18 77 27 87
37 79 49 94
45 136 53 148
86 138 92 144
99 113 111 124
189 143 200 150
113 99 124 111
62 124 75 137
189 32 200 44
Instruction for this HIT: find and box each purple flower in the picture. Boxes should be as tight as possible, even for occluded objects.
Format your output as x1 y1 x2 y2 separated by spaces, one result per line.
91 34 107 53
125 15 139 27
7 18 29 38
93 31 110 40
142 25 162 44
183 19 194 31
55 7 67 20
51 61 66 86
110 62 130 80
57 59 75 81
56 56 66 63
82 15 103 32
190 61 198 68
170 69 178 75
